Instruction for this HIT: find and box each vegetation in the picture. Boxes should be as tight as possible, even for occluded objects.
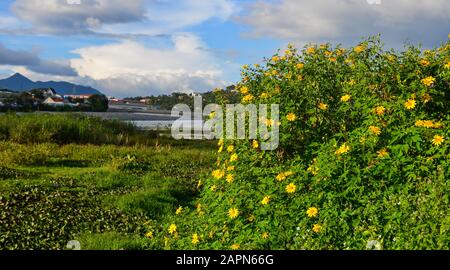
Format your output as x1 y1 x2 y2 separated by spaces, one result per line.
0 115 216 250
150 36 450 250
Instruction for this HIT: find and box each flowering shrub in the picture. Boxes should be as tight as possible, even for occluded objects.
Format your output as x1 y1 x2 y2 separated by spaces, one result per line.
150 36 450 250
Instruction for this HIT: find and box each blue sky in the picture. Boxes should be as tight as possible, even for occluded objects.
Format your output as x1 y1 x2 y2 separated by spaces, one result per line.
0 0 449 97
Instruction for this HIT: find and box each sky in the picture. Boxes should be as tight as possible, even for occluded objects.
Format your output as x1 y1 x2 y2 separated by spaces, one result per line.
0 0 449 97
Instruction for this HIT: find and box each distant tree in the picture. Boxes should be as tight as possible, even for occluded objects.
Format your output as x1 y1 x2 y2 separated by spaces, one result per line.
88 94 109 112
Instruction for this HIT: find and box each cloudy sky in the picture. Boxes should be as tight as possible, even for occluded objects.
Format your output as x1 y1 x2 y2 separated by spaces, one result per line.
0 0 449 97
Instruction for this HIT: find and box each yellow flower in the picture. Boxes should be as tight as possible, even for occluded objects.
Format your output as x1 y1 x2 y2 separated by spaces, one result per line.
318 103 329 110
432 135 445 146
226 174 234 184
272 56 280 62
210 185 217 192
242 64 249 70
168 224 177 234
313 224 322 233
192 234 200 245
175 206 183 215
260 92 269 99
227 145 235 153
227 166 235 171
240 86 249 94
354 45 366 53
422 93 432 103
335 144 351 155
230 153 239 163
374 106 386 116
369 126 382 136
218 138 224 146
421 76 436 87
145 231 154 238
228 208 239 219
255 63 260 68
287 113 297 122
271 70 278 76
218 145 223 153
420 59 430 67
276 171 293 181
296 63 305 69
377 148 389 158
306 207 319 218
242 94 254 103
404 99 416 110
286 183 297 194
262 232 269 239
341 94 351 102
307 165 319 176
212 169 225 180
252 140 259 149
230 244 240 250
307 47 316 54
261 196 271 205
445 62 450 69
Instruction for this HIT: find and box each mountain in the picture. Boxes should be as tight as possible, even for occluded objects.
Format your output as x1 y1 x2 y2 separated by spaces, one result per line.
0 73 102 95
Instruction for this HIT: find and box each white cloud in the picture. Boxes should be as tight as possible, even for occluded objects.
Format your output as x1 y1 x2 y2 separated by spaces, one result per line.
70 34 232 96
8 0 237 37
239 0 450 46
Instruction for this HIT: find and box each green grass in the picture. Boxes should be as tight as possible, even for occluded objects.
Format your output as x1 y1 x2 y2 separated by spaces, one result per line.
0 138 216 250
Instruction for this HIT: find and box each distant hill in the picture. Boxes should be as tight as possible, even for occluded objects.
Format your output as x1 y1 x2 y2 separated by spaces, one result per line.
0 73 102 95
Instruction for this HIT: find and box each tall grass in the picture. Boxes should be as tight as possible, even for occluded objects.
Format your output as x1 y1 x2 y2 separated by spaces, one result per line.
0 113 137 145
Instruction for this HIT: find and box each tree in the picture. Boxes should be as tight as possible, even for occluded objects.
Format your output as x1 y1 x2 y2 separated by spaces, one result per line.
88 94 109 112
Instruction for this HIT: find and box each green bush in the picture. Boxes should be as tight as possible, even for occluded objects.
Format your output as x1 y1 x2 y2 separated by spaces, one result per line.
153 36 450 250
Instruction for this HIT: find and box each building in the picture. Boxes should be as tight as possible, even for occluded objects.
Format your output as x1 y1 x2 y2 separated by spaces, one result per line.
43 97 77 107
63 94 93 100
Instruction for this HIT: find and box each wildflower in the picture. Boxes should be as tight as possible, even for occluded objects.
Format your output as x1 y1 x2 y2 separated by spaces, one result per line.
307 47 316 54
226 174 234 184
341 95 351 102
422 93 432 103
271 70 278 76
260 92 269 99
168 224 177 235
228 208 239 219
307 165 319 176
377 148 389 158
210 185 217 192
240 86 249 94
192 234 200 245
242 94 254 103
262 232 269 239
307 207 319 218
265 119 275 127
445 62 450 69
335 144 351 155
230 244 240 250
218 138 224 146
420 59 430 67
347 79 356 86
296 63 305 69
145 231 153 239
261 196 271 205
374 106 386 116
255 63 260 68
242 64 249 70
175 206 183 215
227 166 235 171
272 56 280 62
318 103 329 110
287 113 297 122
329 57 337 62
313 224 322 233
212 169 225 180
276 171 293 181
354 45 366 53
369 126 382 136
227 145 234 153
421 76 436 87
286 183 297 194
404 99 416 110
230 153 239 163
252 140 259 149
218 145 223 153
432 135 445 146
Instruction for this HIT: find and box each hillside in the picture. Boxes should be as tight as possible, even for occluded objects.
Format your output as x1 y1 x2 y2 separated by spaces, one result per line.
0 73 102 95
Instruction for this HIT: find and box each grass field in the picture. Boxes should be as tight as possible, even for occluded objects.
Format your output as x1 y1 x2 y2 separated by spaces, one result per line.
0 114 216 250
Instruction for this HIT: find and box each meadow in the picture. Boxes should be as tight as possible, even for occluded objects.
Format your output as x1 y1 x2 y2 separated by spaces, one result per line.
0 113 216 250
